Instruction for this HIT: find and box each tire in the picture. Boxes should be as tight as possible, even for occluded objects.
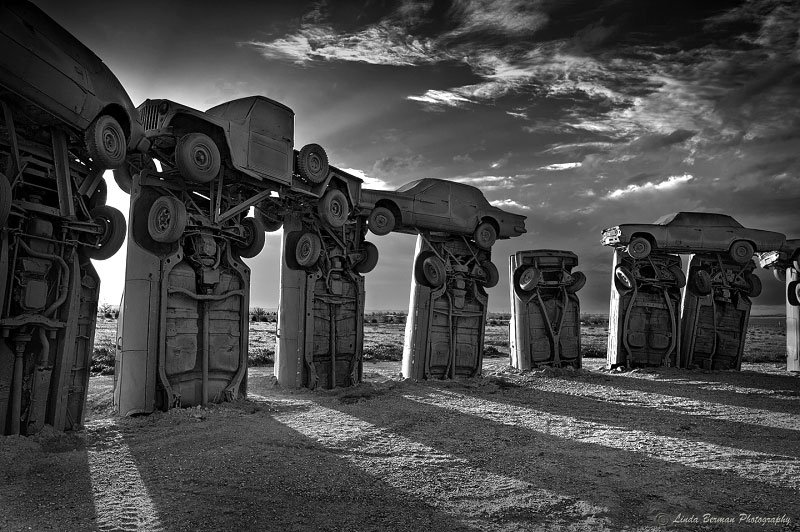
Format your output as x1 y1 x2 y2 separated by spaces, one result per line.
689 269 712 296
788 281 800 306
85 114 126 169
566 271 586 293
414 251 446 288
83 205 126 260
297 143 329 184
627 236 651 260
668 264 686 289
473 222 496 250
284 231 302 270
113 154 157 193
614 265 634 292
793 258 800 273
1 173 11 228
175 132 220 183
367 206 395 236
729 240 754 265
354 241 379 274
294 232 321 269
317 188 349 228
234 216 266 258
480 260 499 288
745 272 762 298
147 196 187 243
515 266 540 292
86 177 107 210
255 206 283 232
773 268 787 283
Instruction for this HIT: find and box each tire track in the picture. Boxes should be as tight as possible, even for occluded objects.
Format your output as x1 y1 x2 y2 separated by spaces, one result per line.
86 420 163 532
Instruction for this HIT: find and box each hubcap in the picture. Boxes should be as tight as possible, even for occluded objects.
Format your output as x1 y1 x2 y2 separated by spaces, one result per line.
193 145 212 170
102 126 122 157
309 154 321 173
156 207 171 232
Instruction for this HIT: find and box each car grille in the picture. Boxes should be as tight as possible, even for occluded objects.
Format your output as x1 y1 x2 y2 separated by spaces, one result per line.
139 104 161 132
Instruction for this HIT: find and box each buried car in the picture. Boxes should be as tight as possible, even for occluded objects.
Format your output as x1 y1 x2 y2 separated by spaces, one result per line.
360 178 526 249
602 211 785 264
0 1 148 169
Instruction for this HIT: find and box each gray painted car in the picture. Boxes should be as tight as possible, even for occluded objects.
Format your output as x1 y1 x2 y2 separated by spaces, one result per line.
360 178 527 249
602 211 786 264
0 1 148 169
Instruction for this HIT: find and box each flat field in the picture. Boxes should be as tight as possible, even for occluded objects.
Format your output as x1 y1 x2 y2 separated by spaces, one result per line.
1 317 799 531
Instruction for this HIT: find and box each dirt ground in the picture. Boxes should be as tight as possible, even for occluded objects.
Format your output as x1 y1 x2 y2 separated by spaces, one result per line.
1 347 799 531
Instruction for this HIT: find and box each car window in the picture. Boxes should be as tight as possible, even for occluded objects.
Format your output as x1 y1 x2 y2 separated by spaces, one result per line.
397 179 424 193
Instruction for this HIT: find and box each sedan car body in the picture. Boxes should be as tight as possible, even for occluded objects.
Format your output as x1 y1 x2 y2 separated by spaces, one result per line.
0 1 148 155
359 178 526 241
602 212 785 262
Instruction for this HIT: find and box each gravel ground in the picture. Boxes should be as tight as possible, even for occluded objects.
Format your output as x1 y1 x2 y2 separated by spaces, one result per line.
2 356 799 531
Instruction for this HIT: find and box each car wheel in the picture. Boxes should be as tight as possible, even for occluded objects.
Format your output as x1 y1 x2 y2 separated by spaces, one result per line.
294 232 322 269
86 114 126 169
773 268 787 283
614 265 634 292
367 206 395 236
234 216 266 258
113 154 157 194
147 196 187 243
354 241 379 274
1 173 12 228
788 281 800 306
515 266 540 292
626 236 651 260
414 251 446 288
729 240 754 264
83 205 126 260
480 260 499 288
566 271 586 293
297 144 329 184
668 264 686 289
318 189 349 228
255 204 283 232
689 269 713 296
473 222 496 250
175 132 221 183
744 272 762 298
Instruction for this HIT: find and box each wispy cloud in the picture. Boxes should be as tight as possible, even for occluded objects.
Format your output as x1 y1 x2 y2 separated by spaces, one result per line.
540 162 582 171
489 198 530 211
606 174 694 199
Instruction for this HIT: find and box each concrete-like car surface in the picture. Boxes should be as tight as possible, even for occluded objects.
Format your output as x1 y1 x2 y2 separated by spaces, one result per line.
360 178 526 248
0 1 148 160
602 211 786 263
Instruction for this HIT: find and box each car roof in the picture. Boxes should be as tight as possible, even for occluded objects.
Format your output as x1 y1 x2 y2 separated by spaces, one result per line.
206 95 294 117
653 212 743 228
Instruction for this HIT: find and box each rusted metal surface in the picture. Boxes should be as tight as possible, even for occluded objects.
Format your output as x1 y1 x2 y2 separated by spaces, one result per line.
509 250 585 369
402 234 494 380
606 250 684 369
1 102 114 435
679 254 760 370
114 175 250 415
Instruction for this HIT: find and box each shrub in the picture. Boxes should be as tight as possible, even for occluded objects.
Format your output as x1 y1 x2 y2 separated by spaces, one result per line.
249 348 275 366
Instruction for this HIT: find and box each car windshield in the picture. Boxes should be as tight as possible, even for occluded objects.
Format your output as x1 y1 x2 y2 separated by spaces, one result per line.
653 213 678 224
396 179 425 193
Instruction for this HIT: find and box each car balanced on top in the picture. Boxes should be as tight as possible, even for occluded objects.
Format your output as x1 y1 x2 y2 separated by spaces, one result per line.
602 212 786 264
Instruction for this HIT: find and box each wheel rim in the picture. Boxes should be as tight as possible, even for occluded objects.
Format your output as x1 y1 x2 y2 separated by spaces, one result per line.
242 223 253 246
308 153 321 173
477 227 492 245
102 125 123 160
629 239 649 258
95 216 111 245
616 269 632 289
423 259 442 285
374 212 389 231
520 269 536 286
154 206 172 234
732 243 752 261
329 199 343 219
298 236 315 263
192 143 214 172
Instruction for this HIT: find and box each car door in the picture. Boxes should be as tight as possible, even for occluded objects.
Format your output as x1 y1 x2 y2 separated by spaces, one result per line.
0 5 88 126
664 214 702 251
413 181 452 230
246 98 293 184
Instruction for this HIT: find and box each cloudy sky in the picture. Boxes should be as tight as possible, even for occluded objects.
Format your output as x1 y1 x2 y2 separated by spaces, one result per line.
36 0 800 313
